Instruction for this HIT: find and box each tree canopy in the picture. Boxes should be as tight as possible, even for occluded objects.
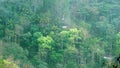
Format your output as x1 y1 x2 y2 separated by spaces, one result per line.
0 0 120 68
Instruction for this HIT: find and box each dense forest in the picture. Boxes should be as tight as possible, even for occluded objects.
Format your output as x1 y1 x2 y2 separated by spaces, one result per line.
0 0 120 68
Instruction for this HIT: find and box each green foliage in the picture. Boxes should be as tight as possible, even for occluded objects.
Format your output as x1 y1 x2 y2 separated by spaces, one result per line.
114 32 120 55
2 60 19 68
50 51 63 62
0 57 19 68
31 55 48 68
0 0 119 68
38 36 54 50
66 62 77 68
1 42 27 59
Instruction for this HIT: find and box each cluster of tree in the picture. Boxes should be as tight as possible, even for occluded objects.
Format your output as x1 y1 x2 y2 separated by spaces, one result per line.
0 0 120 68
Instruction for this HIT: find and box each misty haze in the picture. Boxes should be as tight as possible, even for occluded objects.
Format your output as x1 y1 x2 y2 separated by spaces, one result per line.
0 0 120 68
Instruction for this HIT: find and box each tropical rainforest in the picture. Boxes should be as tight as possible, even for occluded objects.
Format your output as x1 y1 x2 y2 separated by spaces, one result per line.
0 0 120 68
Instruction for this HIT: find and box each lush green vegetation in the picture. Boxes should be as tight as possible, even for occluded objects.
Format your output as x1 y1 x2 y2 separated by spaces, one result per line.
0 0 120 68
